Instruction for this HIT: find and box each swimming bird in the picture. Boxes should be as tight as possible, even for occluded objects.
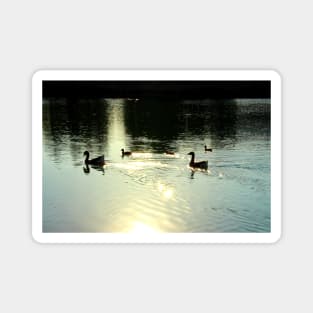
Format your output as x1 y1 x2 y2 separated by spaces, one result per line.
188 152 208 170
165 151 175 155
121 148 132 157
204 145 213 152
83 151 105 166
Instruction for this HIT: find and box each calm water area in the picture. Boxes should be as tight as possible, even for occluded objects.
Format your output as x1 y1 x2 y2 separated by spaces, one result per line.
43 98 270 233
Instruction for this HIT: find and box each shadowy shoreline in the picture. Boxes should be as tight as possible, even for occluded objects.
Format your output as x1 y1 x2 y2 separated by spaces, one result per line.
43 80 271 99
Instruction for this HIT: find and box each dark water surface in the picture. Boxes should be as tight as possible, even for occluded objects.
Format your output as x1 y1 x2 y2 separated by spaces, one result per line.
43 98 270 233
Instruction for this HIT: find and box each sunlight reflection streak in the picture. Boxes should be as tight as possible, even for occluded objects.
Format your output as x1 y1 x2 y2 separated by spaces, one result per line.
128 221 160 234
157 182 174 200
113 161 168 170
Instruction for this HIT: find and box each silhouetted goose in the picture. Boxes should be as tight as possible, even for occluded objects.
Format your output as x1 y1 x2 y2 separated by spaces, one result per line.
204 145 213 152
121 148 132 157
188 152 208 170
83 151 105 166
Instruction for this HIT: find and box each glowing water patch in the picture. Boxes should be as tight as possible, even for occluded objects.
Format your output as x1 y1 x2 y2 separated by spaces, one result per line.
131 152 153 158
114 161 168 170
128 222 160 234
157 182 174 199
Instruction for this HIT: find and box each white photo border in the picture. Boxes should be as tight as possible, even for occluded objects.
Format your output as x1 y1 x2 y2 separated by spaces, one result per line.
32 70 281 243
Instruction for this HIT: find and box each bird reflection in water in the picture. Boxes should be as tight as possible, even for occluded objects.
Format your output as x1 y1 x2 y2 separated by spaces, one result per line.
189 166 212 179
83 163 105 175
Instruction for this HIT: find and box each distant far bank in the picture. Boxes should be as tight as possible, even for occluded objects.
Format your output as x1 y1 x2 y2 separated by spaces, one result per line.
43 80 270 99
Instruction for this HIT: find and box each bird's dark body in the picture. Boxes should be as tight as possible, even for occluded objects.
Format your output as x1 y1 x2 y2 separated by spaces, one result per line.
83 151 105 166
188 152 208 170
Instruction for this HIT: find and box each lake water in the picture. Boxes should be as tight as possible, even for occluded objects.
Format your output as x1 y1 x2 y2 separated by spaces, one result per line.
43 98 270 233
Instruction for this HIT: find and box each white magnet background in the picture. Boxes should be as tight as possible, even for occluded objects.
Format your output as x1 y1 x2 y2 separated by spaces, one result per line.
0 1 310 312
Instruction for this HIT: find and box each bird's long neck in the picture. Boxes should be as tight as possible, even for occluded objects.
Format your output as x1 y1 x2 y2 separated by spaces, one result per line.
190 154 195 164
85 153 89 162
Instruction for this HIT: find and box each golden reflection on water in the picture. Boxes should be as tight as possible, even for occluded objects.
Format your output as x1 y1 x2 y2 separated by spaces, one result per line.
127 221 160 234
106 99 127 157
157 182 174 200
131 152 153 158
113 161 168 170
